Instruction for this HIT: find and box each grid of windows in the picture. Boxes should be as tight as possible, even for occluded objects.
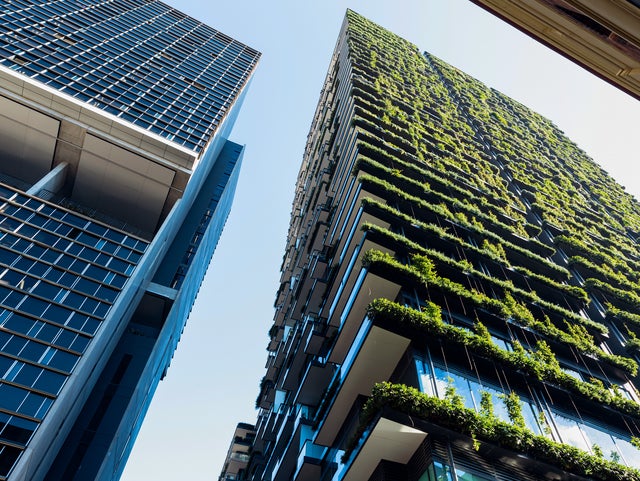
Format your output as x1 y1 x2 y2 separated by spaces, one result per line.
0 183 149 478
415 356 640 469
0 0 260 152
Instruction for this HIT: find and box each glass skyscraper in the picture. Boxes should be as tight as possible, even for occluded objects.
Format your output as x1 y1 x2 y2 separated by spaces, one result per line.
0 1 259 480
230 10 640 481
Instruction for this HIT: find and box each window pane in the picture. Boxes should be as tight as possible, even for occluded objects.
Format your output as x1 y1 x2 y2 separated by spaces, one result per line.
0 444 22 477
580 421 618 461
615 438 640 469
551 412 590 451
456 468 492 481
47 350 78 372
33 370 66 395
21 341 48 363
416 359 435 396
0 383 28 411
15 391 47 419
1 416 37 446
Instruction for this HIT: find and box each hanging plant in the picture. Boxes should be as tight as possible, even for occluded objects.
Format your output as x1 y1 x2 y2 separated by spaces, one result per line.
343 382 640 481
365 298 640 417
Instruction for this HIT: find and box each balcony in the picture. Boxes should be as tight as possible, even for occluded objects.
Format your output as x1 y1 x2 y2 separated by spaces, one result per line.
270 407 316 481
315 318 410 446
292 440 325 481
340 416 426 481
303 316 327 356
327 264 401 365
295 357 337 406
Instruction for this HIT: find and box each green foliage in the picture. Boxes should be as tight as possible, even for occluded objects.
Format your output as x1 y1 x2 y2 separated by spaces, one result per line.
369 49 378 69
538 410 553 437
366 299 640 418
412 254 437 282
423 300 442 323
503 291 535 324
346 382 640 481
592 444 604 458
363 239 620 368
474 321 492 342
482 239 507 262
361 243 625 371
445 378 465 409
608 304 640 325
531 340 561 374
626 337 640 353
586 278 640 309
511 265 590 304
479 390 495 419
500 391 526 430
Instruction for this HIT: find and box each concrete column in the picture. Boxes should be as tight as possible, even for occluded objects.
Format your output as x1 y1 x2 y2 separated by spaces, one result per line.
27 161 69 196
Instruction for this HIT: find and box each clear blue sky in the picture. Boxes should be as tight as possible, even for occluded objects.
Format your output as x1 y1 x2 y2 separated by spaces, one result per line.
120 1 640 480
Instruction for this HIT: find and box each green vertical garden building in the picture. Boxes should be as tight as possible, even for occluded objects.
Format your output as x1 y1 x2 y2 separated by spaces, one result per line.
232 10 640 481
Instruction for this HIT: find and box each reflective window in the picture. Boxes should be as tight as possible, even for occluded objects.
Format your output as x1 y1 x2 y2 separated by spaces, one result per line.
0 383 29 412
0 414 37 446
419 461 453 481
415 355 639 468
550 411 590 451
0 444 22 478
417 357 540 432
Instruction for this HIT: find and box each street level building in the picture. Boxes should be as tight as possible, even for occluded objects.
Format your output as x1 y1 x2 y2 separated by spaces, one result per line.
0 1 259 480
235 10 640 481
218 423 256 481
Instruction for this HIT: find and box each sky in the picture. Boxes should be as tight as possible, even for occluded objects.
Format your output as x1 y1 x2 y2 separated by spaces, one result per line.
120 1 640 480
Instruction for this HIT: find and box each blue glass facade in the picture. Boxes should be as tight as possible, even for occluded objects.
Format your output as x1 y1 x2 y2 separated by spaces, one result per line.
0 185 149 478
0 1 259 479
0 0 259 152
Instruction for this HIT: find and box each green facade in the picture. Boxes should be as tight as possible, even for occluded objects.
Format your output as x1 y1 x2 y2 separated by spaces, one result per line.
238 11 640 481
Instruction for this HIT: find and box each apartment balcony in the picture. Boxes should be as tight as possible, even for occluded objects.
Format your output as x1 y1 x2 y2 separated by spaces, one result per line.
257 381 275 411
292 440 324 481
306 208 331 254
341 403 623 481
270 407 316 481
295 357 338 407
221 451 251 478
256 410 285 444
339 415 426 481
327 258 402 365
280 347 311 393
303 315 327 356
315 318 410 447
328 180 392 274
293 272 328 323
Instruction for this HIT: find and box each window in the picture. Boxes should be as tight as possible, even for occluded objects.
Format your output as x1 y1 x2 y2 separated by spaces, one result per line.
419 461 453 481
419 460 492 481
549 411 590 451
0 414 38 446
417 356 541 435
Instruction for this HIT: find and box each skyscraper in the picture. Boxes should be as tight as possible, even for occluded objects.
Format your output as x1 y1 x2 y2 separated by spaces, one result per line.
0 2 259 480
218 423 255 481
236 10 640 481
